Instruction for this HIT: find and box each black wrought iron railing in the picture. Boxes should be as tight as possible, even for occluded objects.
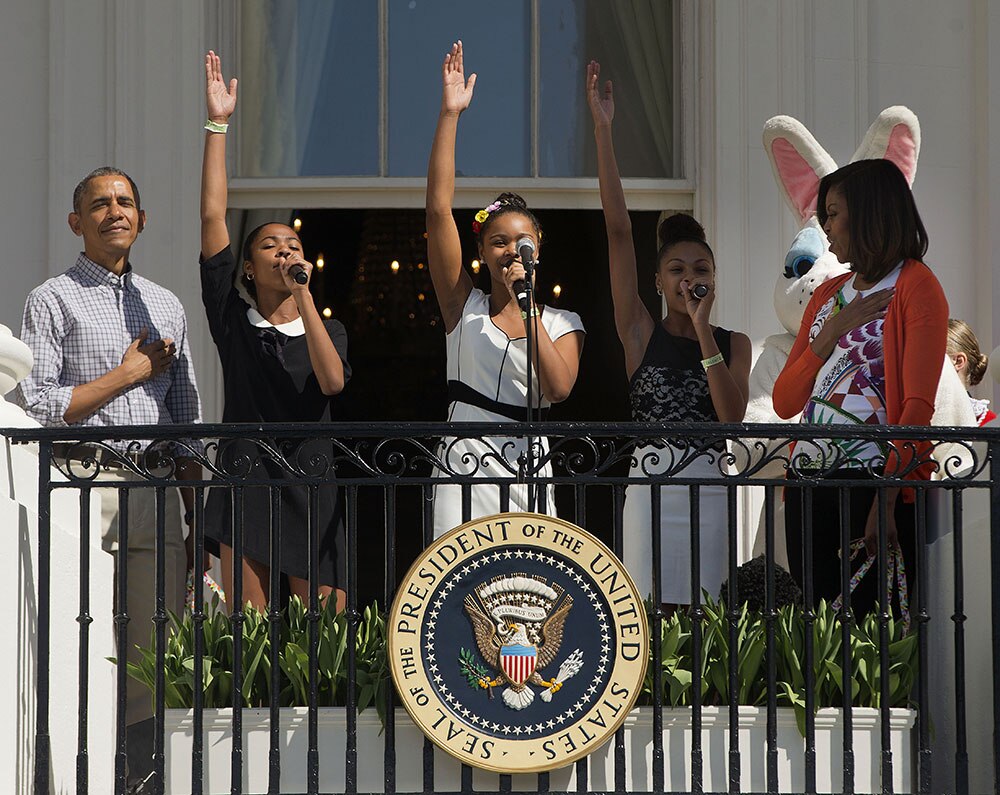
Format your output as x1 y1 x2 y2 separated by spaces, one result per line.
5 421 999 795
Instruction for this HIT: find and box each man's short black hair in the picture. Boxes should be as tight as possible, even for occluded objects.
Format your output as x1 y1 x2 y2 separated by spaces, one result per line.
72 167 142 214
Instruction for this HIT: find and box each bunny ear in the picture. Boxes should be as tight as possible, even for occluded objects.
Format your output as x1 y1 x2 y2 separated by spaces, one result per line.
850 105 921 185
763 115 839 225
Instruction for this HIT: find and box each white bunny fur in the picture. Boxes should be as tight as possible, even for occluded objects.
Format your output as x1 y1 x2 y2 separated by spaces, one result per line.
745 107 975 564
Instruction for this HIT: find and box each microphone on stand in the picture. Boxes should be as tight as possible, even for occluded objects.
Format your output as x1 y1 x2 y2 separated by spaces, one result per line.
512 237 536 313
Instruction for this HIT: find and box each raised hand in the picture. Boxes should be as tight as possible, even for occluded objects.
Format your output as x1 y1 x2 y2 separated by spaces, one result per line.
441 40 477 115
586 60 614 128
205 50 238 122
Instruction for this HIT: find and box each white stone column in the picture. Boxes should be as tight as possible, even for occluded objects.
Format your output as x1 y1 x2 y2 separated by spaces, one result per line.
0 325 114 793
0 324 36 429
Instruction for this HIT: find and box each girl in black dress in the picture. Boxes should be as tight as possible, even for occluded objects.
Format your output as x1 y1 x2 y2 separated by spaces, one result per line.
199 51 349 612
587 60 752 609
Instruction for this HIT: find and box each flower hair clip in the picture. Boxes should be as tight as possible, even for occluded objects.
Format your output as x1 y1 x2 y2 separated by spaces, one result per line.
472 200 502 235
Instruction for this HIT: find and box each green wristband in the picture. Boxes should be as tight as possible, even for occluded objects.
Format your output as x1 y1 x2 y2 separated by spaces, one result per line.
701 352 724 371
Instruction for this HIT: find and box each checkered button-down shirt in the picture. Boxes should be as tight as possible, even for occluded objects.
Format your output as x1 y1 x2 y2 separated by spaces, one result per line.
14 254 203 453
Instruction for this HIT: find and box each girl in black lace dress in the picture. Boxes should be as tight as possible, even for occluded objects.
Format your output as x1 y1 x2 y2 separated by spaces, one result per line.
588 61 751 607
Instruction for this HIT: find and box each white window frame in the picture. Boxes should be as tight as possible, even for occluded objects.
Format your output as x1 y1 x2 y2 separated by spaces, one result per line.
212 0 696 212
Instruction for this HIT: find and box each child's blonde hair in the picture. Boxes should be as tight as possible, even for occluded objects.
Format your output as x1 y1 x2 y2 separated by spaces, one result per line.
947 318 989 386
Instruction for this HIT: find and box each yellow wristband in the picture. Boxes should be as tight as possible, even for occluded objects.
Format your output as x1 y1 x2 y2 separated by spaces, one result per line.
701 352 724 371
205 119 229 134
520 308 540 320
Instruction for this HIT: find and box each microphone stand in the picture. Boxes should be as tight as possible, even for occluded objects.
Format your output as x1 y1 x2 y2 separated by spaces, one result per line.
521 256 537 513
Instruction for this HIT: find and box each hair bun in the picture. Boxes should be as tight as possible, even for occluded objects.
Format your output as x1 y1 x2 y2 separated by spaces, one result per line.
970 352 990 387
948 318 990 387
493 192 529 211
658 213 707 247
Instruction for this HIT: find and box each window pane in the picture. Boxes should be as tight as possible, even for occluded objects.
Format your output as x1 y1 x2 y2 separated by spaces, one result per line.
388 0 530 177
539 0 675 178
238 1 378 176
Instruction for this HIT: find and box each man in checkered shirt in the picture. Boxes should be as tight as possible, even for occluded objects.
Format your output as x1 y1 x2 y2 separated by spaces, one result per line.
14 166 202 788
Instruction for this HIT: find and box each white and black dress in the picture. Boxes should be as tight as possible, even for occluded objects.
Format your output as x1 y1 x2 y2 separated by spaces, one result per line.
623 324 731 603
432 288 584 537
200 247 351 585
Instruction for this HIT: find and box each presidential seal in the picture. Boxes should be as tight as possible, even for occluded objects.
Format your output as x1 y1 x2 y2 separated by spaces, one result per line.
388 513 648 774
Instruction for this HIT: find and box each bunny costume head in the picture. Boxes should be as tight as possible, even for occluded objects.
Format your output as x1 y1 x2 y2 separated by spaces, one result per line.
762 106 921 335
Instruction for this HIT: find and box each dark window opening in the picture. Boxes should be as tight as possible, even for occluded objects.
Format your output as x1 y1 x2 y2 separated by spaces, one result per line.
288 207 662 603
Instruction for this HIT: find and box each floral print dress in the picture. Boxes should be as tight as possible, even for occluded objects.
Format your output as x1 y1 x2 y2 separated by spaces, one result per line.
799 265 902 468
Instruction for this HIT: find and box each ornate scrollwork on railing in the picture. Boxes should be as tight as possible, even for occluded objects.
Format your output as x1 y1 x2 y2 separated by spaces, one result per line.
52 440 180 482
205 436 340 480
364 436 442 477
32 423 991 489
935 439 984 480
542 435 610 478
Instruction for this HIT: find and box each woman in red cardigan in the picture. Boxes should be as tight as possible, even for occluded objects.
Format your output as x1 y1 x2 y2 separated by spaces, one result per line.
773 158 946 615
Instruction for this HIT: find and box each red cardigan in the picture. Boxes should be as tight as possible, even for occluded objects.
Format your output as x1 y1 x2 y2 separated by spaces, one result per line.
773 259 948 484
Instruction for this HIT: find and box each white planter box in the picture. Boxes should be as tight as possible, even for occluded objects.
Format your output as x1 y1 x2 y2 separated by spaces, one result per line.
165 705 914 794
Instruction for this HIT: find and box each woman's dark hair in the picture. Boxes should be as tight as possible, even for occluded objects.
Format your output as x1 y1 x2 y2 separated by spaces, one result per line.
656 213 714 267
475 192 543 243
239 224 271 297
817 159 929 283
242 223 271 264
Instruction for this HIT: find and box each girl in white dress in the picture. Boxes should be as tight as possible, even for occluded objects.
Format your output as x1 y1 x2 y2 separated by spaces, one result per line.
427 42 585 537
587 61 752 607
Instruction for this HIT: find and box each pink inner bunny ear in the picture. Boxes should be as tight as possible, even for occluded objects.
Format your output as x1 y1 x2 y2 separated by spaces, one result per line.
771 138 821 224
884 123 919 186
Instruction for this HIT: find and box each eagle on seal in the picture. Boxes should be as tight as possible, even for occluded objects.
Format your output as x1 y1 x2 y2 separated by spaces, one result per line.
463 576 579 710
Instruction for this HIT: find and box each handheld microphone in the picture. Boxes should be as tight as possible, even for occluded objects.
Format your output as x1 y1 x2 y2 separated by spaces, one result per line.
289 263 309 285
691 283 710 299
512 237 537 314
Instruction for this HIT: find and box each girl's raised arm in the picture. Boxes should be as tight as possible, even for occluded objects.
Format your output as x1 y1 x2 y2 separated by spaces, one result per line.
426 41 477 333
201 50 237 259
587 61 654 377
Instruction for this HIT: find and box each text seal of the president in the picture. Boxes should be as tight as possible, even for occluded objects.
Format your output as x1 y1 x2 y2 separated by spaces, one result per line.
388 512 648 774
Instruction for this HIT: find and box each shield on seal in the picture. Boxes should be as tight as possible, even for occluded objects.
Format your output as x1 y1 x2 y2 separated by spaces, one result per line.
500 644 537 686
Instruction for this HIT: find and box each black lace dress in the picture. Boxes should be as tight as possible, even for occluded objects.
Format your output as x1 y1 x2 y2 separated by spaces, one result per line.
622 323 731 602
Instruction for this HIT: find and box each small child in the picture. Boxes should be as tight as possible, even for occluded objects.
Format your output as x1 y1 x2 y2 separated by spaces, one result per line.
947 318 995 425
